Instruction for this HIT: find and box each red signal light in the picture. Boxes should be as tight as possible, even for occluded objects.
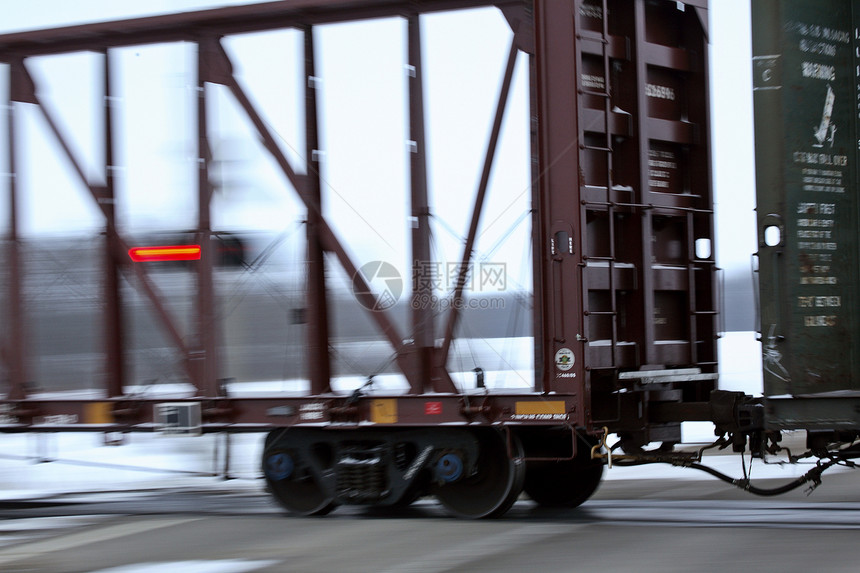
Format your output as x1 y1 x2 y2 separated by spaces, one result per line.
128 245 202 262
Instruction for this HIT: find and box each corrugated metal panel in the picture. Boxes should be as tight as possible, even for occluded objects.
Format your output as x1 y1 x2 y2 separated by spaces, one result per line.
753 0 860 428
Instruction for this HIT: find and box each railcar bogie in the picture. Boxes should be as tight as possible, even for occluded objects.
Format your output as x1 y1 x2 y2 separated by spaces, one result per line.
262 425 610 518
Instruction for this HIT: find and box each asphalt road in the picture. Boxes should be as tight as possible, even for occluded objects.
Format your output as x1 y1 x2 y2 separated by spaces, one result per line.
0 471 858 573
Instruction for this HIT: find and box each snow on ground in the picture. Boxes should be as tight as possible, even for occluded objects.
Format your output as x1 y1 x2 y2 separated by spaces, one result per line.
0 432 264 499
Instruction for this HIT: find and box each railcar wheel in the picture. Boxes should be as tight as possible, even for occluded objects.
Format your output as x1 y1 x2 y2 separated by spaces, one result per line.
523 438 603 508
433 429 525 519
263 448 336 516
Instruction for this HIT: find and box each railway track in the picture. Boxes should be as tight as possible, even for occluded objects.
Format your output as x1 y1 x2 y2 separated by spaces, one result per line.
3 484 860 529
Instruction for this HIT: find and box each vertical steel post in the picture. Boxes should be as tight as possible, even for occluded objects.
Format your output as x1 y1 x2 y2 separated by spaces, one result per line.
407 14 433 394
5 96 26 400
632 0 657 367
529 50 544 393
103 49 125 398
304 25 332 395
532 0 585 407
196 43 219 397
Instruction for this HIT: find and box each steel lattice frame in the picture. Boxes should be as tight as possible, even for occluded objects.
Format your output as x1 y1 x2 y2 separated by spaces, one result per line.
0 0 716 436
0 0 542 429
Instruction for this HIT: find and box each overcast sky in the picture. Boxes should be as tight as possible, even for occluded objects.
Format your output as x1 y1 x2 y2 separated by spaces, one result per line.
0 0 758 284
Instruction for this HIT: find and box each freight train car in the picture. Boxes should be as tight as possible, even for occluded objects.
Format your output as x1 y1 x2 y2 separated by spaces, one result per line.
752 0 860 433
0 0 858 519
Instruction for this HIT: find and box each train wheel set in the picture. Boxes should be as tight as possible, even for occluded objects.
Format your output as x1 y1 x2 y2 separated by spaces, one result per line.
262 426 601 518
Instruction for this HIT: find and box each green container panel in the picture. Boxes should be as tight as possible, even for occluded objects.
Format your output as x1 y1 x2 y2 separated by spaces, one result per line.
752 0 860 428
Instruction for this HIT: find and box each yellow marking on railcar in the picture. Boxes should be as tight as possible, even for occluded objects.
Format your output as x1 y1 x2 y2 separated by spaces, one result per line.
515 400 566 415
84 402 113 424
371 399 398 424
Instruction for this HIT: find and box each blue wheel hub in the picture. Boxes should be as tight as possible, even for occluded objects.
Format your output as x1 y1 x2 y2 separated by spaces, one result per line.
265 452 295 481
435 453 464 483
